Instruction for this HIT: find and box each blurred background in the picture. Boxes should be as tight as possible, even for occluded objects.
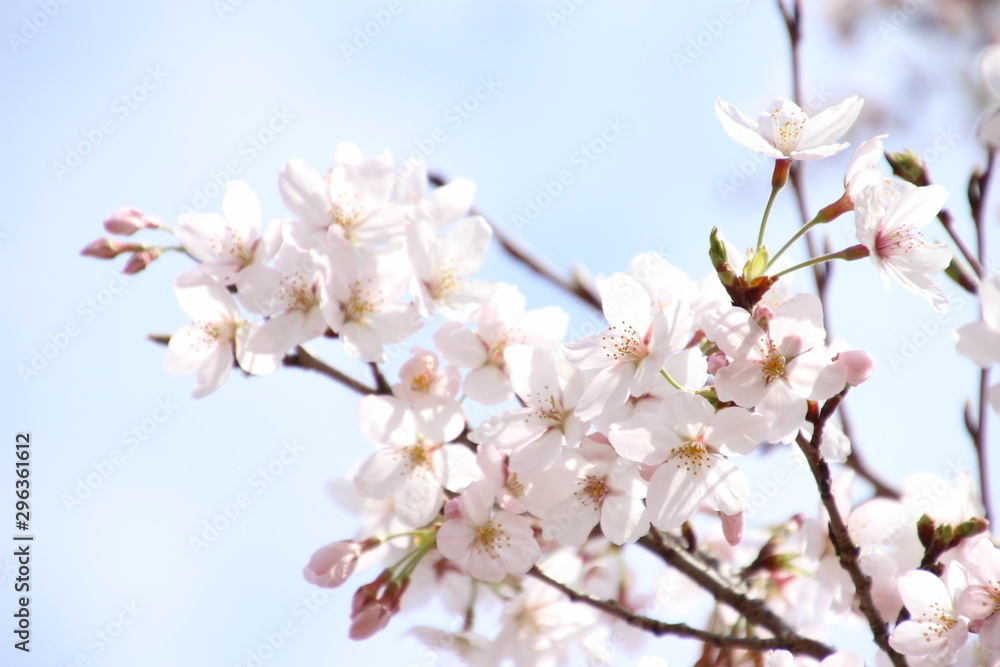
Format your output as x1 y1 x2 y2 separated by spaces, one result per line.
3 0 999 664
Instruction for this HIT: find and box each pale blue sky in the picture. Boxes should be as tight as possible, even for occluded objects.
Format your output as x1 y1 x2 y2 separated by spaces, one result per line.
2 1 997 665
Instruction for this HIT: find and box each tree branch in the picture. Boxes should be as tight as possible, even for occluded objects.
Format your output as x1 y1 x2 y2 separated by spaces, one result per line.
636 530 834 660
528 567 832 659
797 392 907 666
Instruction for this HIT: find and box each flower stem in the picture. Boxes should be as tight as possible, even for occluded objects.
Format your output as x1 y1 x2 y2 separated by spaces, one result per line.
757 183 782 251
767 214 824 270
771 244 869 280
659 368 690 393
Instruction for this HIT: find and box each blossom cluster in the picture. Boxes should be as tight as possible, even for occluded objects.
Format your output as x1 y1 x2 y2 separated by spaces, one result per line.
82 86 1000 665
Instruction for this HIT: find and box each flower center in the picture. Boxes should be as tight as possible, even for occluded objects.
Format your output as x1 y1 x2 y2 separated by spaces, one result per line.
209 225 254 266
669 437 711 475
768 106 807 154
875 224 922 259
344 281 382 323
758 341 787 384
602 323 649 362
474 521 511 559
577 476 609 507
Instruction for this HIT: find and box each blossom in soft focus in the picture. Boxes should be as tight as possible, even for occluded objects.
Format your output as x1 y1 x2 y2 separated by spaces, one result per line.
176 180 282 285
957 538 1000 649
715 95 863 160
853 183 952 311
956 274 1000 415
103 206 162 235
391 346 461 404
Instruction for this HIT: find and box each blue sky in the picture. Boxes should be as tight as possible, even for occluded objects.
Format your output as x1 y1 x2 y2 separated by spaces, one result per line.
2 1 997 665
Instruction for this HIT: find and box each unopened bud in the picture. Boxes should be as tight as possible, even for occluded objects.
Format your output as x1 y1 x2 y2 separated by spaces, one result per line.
122 247 163 275
743 246 770 282
103 207 162 235
720 511 745 546
886 149 927 186
706 352 730 375
954 517 989 540
348 601 391 640
835 349 875 386
80 237 136 259
917 514 936 548
303 540 364 589
709 227 737 287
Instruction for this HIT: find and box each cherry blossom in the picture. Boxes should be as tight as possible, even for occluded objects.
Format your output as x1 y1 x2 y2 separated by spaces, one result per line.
853 183 952 311
408 216 493 320
564 273 693 421
436 479 541 582
279 143 405 250
468 345 585 471
956 274 1000 411
354 395 477 528
162 269 279 397
715 95 863 160
536 435 649 546
957 538 1000 650
702 293 847 443
889 562 970 662
610 392 766 531
391 346 461 404
176 180 282 285
434 285 568 405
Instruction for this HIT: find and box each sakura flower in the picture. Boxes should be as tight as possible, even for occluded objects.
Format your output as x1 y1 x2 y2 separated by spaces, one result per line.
468 346 585 472
977 44 1000 147
957 538 1000 649
537 435 649 546
889 562 970 662
279 143 405 250
354 395 478 528
853 183 952 311
237 242 330 355
436 479 541 582
319 246 421 363
609 392 766 532
715 95 863 160
408 627 496 667
765 649 863 666
391 346 461 405
434 286 568 405
475 444 529 514
703 293 846 443
564 273 693 422
956 274 1000 379
408 216 493 320
163 270 280 397
176 180 282 285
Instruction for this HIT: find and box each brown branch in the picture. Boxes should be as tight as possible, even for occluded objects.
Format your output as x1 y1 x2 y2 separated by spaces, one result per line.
969 147 996 525
636 530 834 660
428 173 602 311
528 567 832 659
148 334 380 396
797 392 907 667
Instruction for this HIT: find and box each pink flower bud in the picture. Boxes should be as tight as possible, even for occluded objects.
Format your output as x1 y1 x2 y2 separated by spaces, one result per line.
720 510 745 546
348 601 391 640
706 352 730 375
103 207 161 235
835 349 875 386
303 540 362 589
122 248 163 275
80 238 126 259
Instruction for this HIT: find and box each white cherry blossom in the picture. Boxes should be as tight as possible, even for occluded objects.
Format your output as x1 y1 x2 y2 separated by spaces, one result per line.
354 395 477 528
176 180 282 285
715 95 863 160
889 562 971 662
408 216 493 320
436 479 541 582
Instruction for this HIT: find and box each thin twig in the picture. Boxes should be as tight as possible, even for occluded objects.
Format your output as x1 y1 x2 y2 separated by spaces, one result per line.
636 530 834 659
970 147 996 524
528 567 832 659
428 173 601 311
797 392 907 667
